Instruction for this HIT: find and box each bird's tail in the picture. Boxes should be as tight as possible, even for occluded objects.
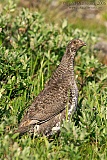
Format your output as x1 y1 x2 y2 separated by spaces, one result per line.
14 118 39 135
14 125 32 136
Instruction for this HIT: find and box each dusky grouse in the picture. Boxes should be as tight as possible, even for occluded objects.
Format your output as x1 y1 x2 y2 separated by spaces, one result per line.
16 39 86 136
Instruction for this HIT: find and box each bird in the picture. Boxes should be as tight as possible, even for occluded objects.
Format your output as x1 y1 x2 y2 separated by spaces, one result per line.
15 39 86 136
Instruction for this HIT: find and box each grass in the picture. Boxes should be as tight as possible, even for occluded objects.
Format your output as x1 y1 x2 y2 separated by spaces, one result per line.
0 1 107 159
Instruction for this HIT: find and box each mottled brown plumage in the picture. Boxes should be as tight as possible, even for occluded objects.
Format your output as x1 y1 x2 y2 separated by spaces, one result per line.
15 39 86 136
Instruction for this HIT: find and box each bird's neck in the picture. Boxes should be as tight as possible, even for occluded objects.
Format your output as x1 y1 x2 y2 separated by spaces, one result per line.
61 51 75 75
66 54 75 80
46 51 75 85
68 58 74 76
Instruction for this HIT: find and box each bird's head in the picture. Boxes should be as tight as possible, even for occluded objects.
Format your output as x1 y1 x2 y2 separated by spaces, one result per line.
66 39 86 56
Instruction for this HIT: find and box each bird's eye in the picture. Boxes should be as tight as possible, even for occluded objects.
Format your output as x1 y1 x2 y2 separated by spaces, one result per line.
73 41 76 44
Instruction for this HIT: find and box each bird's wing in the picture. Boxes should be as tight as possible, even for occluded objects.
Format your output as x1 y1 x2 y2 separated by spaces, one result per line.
19 78 70 128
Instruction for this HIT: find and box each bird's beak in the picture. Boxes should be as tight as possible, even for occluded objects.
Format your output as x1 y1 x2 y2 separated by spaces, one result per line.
83 42 86 46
